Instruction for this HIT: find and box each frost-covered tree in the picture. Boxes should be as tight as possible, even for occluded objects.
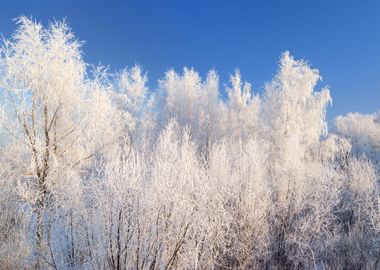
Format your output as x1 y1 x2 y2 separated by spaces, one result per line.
261 52 334 268
157 68 223 155
113 65 155 151
225 70 260 141
0 17 87 267
335 111 380 164
0 17 121 268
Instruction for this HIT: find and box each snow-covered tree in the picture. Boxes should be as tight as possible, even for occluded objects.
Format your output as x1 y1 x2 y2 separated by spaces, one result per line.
0 17 121 268
335 111 380 164
225 69 260 141
157 68 223 155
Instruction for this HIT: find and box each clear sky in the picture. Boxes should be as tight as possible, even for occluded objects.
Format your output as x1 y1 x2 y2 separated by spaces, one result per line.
1 0 379 119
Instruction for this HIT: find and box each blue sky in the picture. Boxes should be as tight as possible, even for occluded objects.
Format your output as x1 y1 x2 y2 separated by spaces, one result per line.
1 0 379 119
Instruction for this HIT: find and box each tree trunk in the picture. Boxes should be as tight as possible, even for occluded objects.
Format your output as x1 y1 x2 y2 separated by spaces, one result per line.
35 186 46 269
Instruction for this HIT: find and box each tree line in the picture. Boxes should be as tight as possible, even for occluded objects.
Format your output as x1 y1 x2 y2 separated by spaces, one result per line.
0 17 379 270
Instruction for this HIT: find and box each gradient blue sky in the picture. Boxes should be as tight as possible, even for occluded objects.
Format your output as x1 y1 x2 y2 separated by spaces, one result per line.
1 0 379 119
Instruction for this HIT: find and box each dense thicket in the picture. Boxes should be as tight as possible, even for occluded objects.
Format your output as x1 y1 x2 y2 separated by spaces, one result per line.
0 17 379 270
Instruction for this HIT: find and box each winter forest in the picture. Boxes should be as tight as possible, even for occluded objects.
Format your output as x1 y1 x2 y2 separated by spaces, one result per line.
0 17 380 270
